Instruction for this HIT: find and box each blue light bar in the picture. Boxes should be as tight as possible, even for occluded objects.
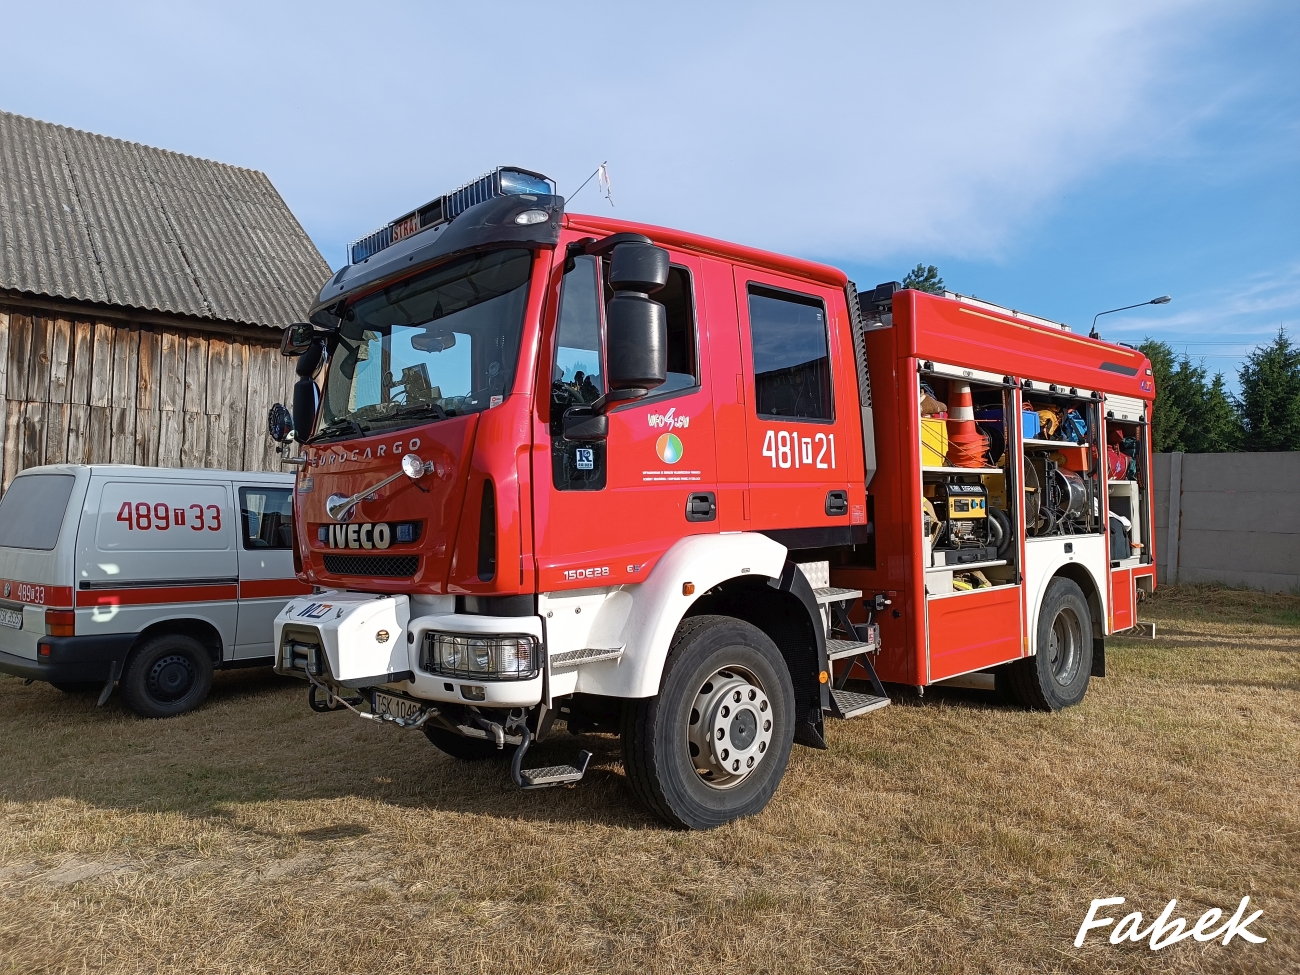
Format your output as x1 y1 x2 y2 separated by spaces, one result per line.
348 166 553 265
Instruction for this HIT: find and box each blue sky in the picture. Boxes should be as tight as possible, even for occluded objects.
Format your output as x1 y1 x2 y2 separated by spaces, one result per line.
2 1 1296 388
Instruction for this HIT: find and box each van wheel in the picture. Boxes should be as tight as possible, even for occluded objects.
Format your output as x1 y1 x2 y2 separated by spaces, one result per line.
51 682 101 694
621 615 795 830
119 634 214 718
422 726 515 761
999 577 1093 711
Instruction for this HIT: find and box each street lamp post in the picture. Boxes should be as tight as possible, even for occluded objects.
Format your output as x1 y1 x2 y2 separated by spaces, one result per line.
1090 296 1171 339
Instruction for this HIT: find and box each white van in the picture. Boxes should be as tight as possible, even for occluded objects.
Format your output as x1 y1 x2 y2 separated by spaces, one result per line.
0 465 307 717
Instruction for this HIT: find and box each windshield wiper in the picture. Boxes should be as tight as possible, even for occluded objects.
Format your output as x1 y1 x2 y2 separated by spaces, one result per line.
384 402 449 423
311 418 369 442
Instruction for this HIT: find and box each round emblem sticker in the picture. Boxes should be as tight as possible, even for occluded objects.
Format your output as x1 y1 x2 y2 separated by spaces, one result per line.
655 433 684 464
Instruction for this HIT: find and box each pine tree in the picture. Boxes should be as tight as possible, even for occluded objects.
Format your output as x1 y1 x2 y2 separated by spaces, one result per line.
1141 339 1189 452
1237 328 1300 451
902 264 945 295
1140 338 1245 452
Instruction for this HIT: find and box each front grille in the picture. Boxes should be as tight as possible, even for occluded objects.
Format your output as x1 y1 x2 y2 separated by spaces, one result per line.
322 554 419 577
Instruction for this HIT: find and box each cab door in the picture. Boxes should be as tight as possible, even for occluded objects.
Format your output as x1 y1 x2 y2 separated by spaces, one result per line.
733 269 853 538
532 245 718 591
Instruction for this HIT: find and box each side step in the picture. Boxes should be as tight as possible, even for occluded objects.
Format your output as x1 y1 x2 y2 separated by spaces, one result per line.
829 688 891 719
813 586 863 604
826 638 874 661
518 751 593 788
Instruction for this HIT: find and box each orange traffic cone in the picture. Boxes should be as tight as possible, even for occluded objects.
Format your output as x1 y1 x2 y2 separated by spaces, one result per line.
946 381 988 468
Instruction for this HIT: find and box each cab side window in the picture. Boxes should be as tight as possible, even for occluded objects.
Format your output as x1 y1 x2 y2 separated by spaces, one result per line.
748 285 833 421
644 266 698 396
551 255 607 491
240 487 294 550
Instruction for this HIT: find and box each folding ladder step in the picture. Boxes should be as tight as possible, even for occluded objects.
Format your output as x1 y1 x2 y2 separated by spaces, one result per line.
813 586 863 604
826 638 874 660
828 687 891 719
549 646 624 668
518 751 592 788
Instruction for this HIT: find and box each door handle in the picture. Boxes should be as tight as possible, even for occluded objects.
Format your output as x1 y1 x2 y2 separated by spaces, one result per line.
685 491 717 522
825 490 849 516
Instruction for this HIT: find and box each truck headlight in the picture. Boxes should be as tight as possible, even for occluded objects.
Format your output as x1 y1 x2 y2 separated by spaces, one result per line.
422 633 539 680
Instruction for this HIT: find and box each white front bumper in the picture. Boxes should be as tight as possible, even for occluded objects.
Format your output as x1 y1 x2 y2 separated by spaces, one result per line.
274 591 544 707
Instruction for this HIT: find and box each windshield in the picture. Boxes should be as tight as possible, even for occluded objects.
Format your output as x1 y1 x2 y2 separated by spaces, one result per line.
319 248 533 436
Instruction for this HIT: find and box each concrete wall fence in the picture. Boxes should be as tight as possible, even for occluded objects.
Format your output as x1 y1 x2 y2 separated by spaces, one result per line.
1154 451 1300 593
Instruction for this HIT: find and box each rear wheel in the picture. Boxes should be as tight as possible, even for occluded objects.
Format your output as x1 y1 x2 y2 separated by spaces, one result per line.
999 577 1093 711
119 634 214 718
422 725 515 761
622 615 795 830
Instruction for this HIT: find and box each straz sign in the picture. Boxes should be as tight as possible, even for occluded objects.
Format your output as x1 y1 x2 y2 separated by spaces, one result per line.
390 214 421 245
325 523 394 550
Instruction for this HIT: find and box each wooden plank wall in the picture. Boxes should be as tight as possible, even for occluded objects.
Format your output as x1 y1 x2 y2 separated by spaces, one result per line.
0 304 294 492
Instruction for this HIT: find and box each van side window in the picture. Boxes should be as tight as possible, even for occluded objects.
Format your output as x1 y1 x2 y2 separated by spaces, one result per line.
239 488 294 550
747 285 833 421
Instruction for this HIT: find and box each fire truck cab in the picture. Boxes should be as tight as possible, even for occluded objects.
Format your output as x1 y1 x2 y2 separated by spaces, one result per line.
270 167 1155 830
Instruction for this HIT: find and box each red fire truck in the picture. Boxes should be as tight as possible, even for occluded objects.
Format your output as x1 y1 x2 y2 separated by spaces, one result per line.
270 167 1156 830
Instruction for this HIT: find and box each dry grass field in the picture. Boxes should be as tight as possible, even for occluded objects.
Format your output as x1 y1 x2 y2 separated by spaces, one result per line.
0 585 1296 974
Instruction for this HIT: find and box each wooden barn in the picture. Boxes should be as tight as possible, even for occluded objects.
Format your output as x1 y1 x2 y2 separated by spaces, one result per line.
0 110 331 490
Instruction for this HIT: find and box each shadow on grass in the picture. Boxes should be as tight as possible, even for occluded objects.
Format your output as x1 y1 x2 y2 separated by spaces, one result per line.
0 670 658 831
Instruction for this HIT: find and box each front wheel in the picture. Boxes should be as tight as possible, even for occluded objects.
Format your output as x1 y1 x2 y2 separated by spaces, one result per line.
998 577 1093 711
119 634 214 718
622 615 795 830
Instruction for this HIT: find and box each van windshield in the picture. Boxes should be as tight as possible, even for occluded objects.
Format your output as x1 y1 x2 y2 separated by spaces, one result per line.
0 474 75 550
318 248 533 438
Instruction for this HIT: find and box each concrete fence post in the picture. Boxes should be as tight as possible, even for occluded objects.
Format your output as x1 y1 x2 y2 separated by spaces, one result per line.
1166 451 1183 586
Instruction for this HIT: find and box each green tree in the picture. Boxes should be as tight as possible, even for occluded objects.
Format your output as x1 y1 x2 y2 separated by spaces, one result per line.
1140 338 1244 453
1237 328 1300 451
902 263 945 294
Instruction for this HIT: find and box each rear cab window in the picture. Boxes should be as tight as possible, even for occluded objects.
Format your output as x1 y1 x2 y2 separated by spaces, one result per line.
0 474 76 550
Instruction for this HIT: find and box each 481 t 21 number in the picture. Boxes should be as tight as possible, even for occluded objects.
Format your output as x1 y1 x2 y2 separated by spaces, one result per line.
761 430 836 470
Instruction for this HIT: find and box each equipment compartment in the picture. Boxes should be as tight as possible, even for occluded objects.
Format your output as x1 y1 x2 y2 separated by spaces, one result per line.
917 368 1020 598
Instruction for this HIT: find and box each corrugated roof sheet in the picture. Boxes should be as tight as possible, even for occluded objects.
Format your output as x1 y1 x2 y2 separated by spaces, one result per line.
0 110 331 327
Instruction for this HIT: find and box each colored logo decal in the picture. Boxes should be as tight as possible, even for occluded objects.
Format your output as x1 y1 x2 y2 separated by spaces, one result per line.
655 433 684 464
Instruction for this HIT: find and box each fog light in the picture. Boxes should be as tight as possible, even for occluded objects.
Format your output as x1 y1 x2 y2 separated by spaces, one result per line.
460 685 487 701
422 632 539 680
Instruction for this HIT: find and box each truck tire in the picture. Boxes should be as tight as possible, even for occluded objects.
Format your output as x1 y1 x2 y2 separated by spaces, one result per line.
422 725 516 762
998 577 1093 711
621 615 795 830
119 634 214 718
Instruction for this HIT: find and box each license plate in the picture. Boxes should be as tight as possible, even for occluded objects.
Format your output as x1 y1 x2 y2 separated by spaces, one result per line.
372 690 425 721
0 608 22 629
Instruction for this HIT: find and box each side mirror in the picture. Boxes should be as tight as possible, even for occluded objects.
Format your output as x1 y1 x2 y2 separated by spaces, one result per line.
281 323 316 356
608 242 670 293
291 340 324 441
562 409 609 441
605 242 669 395
267 403 293 443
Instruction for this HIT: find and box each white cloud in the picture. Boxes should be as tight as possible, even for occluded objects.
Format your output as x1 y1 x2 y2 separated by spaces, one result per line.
0 0 1269 269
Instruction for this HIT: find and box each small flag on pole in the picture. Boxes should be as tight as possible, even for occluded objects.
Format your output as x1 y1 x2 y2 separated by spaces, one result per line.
597 163 614 207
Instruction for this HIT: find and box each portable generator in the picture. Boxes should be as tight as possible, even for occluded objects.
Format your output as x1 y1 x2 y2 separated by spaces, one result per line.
926 481 995 561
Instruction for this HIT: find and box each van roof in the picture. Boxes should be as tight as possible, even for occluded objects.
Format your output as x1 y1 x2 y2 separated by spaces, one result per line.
13 464 294 483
